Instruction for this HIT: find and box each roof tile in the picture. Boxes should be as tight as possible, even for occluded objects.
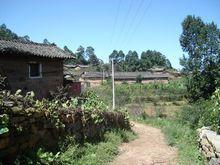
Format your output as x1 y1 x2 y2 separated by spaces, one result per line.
0 39 74 59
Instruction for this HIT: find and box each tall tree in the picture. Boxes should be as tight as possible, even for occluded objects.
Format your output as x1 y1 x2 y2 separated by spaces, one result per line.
180 15 220 102
180 15 207 72
43 39 51 45
109 50 125 63
109 50 125 71
0 24 30 42
109 50 118 62
86 46 99 66
0 24 18 40
140 50 172 71
63 46 76 65
125 51 139 71
75 46 88 65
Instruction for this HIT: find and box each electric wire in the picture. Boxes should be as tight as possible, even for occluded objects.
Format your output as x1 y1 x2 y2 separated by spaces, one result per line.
123 0 152 49
119 0 145 50
113 0 134 50
109 0 122 51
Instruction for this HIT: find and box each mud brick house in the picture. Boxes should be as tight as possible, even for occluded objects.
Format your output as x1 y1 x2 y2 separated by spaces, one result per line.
0 39 74 98
82 72 108 87
113 72 173 84
80 71 174 87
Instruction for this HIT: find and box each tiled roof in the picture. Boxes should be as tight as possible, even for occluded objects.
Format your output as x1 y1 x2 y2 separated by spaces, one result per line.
0 39 74 59
82 72 171 79
83 72 109 78
113 72 171 79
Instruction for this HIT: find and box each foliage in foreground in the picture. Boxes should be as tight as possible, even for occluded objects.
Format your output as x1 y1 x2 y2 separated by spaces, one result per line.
137 117 204 164
177 88 220 134
0 78 132 164
0 88 111 136
14 129 136 165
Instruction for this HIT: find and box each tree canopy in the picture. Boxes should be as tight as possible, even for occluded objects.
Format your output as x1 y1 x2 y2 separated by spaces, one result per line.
180 15 220 102
108 49 172 72
0 24 31 42
86 46 99 66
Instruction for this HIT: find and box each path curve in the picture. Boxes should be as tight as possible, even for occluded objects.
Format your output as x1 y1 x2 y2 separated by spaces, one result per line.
112 122 177 165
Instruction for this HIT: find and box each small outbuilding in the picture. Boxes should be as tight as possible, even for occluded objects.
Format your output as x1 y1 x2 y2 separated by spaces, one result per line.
0 39 74 98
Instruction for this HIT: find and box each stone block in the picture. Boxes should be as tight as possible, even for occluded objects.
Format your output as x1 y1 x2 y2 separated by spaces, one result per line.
202 145 211 154
210 137 220 153
201 138 211 148
12 116 26 123
2 146 18 157
206 151 216 158
209 158 220 165
31 124 38 134
20 142 29 150
29 118 36 123
28 135 39 148
0 137 9 149
215 152 220 158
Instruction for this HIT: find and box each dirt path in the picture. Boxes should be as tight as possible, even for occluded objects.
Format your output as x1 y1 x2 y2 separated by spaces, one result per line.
111 122 177 165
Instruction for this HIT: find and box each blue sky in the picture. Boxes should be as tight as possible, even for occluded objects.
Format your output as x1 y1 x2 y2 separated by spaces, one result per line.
1 0 220 69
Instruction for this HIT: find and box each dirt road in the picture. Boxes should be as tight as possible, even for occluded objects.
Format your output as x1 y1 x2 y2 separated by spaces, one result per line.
111 122 177 165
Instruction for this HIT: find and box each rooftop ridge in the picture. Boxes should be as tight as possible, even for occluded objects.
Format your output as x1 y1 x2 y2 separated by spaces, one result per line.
0 38 56 47
0 38 74 59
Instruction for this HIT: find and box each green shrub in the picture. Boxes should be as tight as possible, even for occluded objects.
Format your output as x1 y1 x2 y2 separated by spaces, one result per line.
177 104 205 129
177 88 220 133
57 129 136 165
136 75 142 83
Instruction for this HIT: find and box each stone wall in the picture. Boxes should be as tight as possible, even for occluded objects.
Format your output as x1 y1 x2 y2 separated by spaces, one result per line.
0 109 130 163
198 127 220 165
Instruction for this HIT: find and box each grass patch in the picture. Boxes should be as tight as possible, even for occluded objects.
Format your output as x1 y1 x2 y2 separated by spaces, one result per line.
90 79 186 109
126 102 184 118
11 129 137 165
57 129 137 165
136 117 205 164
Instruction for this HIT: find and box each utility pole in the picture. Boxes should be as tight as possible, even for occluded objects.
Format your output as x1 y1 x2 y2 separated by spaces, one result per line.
111 59 115 110
102 69 104 84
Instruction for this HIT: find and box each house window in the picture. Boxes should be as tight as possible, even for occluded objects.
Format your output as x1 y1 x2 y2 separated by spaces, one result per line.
29 62 42 78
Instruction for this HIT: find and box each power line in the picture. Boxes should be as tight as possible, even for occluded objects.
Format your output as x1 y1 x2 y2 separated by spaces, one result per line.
113 0 134 50
123 0 152 49
109 0 122 51
119 0 145 49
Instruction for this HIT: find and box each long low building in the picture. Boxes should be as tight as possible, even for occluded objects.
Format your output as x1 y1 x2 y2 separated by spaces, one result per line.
81 71 175 87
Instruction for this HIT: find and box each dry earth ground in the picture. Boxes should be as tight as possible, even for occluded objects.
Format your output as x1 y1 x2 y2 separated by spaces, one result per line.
111 122 177 165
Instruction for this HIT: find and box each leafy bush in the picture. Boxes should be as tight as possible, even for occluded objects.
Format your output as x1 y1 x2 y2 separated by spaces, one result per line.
81 90 108 112
199 89 220 133
136 75 142 83
56 129 136 165
0 88 131 164
177 88 220 133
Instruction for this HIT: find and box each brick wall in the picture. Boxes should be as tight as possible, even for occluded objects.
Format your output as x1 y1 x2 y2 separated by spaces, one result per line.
0 55 63 98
